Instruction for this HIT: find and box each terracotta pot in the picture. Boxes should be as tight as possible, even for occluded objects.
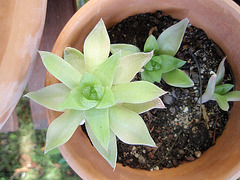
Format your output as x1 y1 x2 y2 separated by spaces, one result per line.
0 0 47 129
45 0 240 179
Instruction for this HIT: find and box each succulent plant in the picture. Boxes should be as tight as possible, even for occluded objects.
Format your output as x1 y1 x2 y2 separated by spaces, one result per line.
110 18 194 88
25 19 167 168
200 57 240 111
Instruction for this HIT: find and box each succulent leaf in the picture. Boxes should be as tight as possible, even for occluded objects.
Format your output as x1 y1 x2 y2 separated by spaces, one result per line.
212 93 229 111
162 69 194 88
58 87 99 111
111 81 167 104
92 52 121 87
201 73 217 103
216 57 226 85
214 84 234 95
120 98 165 114
141 70 155 83
113 52 153 84
84 19 110 72
110 44 140 57
144 35 160 54
44 110 84 154
152 55 186 73
96 87 116 109
39 51 82 89
157 18 189 56
85 121 117 168
147 70 162 83
224 91 240 101
84 108 110 150
109 106 156 147
64 47 85 73
24 83 70 111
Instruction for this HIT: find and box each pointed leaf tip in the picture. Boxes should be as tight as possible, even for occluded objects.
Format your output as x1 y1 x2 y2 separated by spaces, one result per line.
84 19 110 72
39 51 82 89
44 110 84 154
109 106 156 147
157 18 189 56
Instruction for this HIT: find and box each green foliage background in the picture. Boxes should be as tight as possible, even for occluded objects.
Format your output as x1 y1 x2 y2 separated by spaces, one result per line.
0 96 80 180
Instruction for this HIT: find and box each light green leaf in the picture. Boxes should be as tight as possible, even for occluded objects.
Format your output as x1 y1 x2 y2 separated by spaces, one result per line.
80 72 102 87
152 55 186 73
85 121 117 168
24 83 70 111
84 19 110 72
216 57 226 85
84 108 110 150
111 81 167 104
92 52 121 87
213 93 229 111
109 106 156 147
110 44 140 57
201 73 217 103
45 110 84 154
39 51 82 89
144 35 159 55
141 69 155 83
58 87 99 111
147 69 162 83
214 84 234 95
64 47 85 73
157 18 189 56
120 98 165 114
162 69 194 88
224 91 240 101
96 87 115 109
113 52 153 84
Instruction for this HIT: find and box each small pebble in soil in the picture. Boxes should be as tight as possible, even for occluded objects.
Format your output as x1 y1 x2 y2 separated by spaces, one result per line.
195 151 202 158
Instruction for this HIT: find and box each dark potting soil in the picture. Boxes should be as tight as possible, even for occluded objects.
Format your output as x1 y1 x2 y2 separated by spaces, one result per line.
107 11 234 170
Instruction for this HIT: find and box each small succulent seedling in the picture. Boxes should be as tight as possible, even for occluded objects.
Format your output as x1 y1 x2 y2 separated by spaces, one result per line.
25 19 167 169
200 57 240 111
110 18 194 88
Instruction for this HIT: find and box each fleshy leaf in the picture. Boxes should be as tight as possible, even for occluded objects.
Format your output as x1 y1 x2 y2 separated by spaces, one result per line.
84 19 110 72
214 84 234 95
144 35 159 55
24 83 70 111
157 18 189 56
92 52 121 87
113 52 153 84
111 81 167 104
58 87 99 111
200 73 217 103
45 110 84 154
213 93 229 111
85 121 117 168
80 72 102 87
120 98 165 114
224 91 240 101
147 70 162 83
110 44 140 57
84 108 110 150
109 106 156 147
162 69 194 88
39 51 82 89
216 57 226 85
152 55 186 73
64 47 85 73
96 87 115 109
141 70 155 83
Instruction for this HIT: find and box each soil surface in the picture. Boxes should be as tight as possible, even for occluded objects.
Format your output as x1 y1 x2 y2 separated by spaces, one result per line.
107 11 234 170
